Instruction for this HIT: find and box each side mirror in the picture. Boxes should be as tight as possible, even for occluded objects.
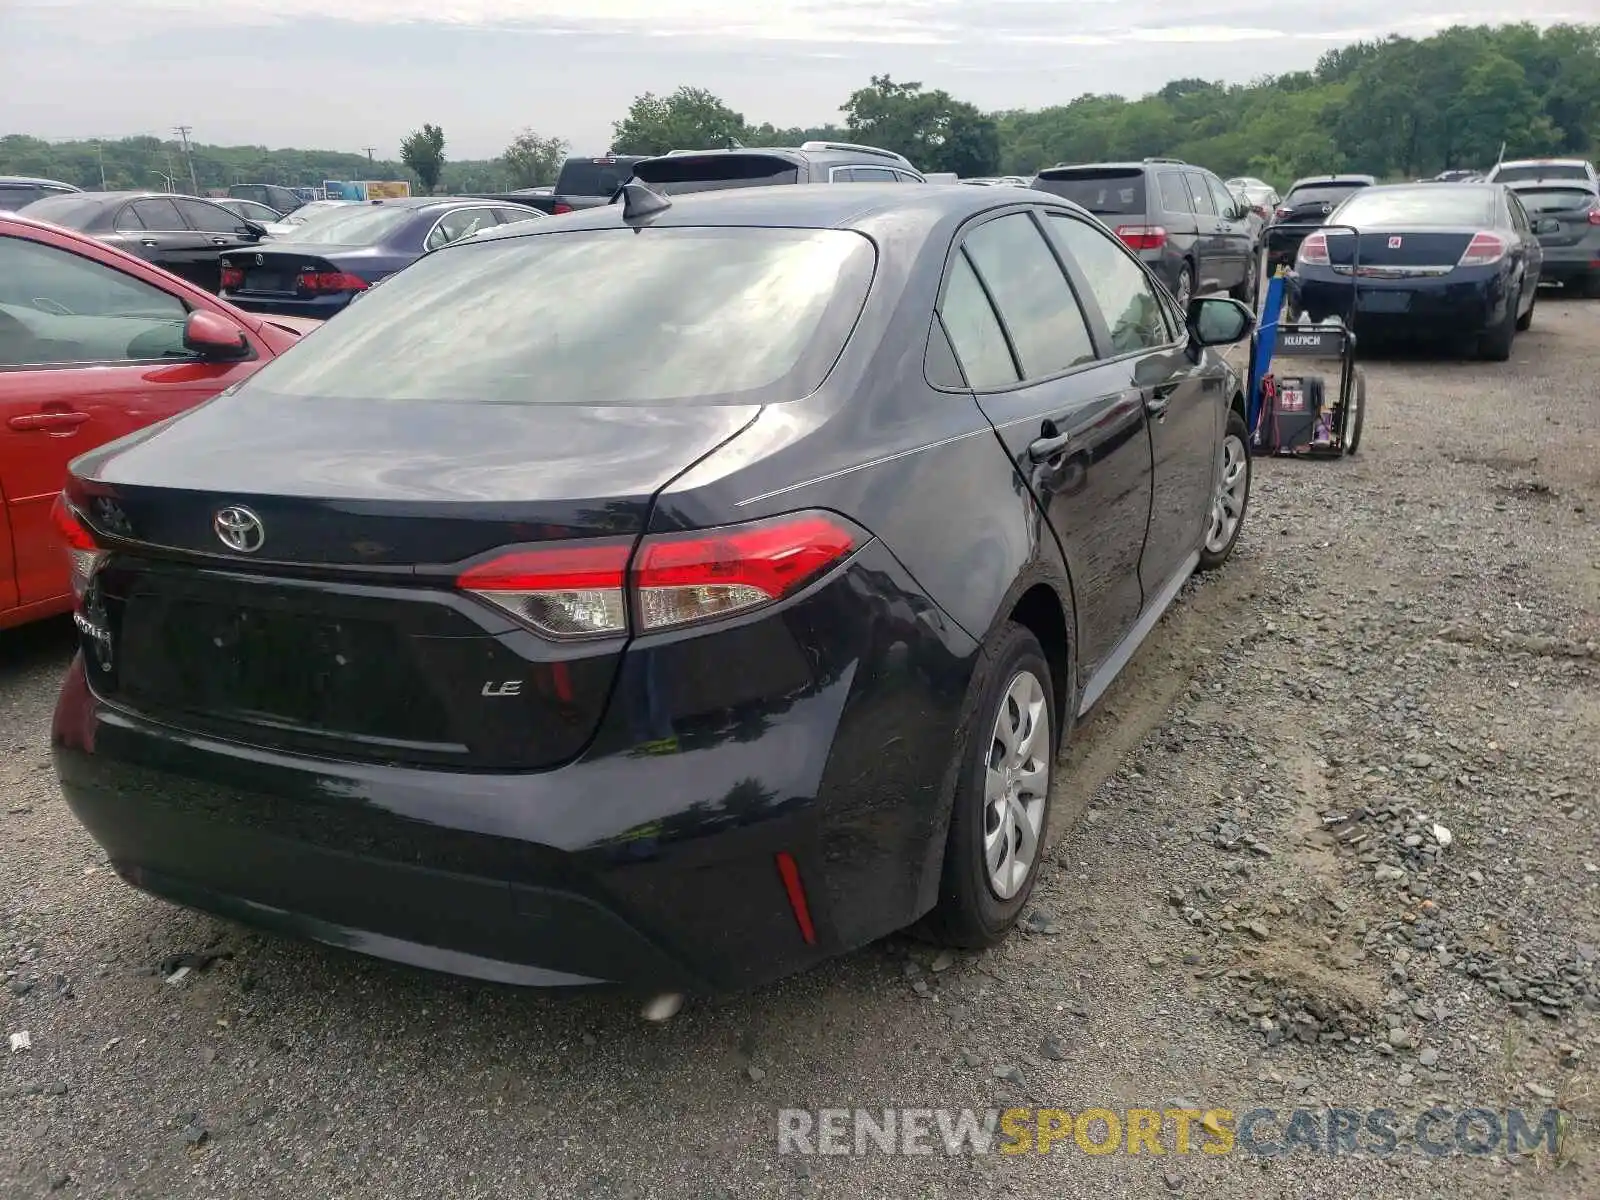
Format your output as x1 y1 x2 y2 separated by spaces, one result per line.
1187 296 1256 348
183 309 250 360
238 222 266 240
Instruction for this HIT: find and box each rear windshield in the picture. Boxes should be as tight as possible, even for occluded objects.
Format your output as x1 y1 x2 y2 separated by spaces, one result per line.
1285 183 1369 206
231 227 876 407
16 194 103 227
1033 169 1146 214
1512 186 1597 213
288 205 415 245
631 154 801 195
555 158 639 197
1492 164 1590 184
1334 187 1497 226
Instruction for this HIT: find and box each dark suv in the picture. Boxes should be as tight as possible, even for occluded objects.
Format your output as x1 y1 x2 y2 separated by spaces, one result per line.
626 141 926 195
1031 158 1256 307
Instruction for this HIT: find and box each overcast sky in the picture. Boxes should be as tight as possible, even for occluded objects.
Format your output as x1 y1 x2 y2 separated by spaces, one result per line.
3 2 1589 159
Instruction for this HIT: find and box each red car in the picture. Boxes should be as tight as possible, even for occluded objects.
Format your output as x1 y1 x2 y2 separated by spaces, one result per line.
0 213 314 630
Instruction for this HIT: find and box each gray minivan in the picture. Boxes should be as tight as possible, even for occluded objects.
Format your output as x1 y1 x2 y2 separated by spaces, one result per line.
1031 158 1257 307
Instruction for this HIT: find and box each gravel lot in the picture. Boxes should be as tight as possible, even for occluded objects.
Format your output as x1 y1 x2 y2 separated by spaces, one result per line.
3 295 1597 1199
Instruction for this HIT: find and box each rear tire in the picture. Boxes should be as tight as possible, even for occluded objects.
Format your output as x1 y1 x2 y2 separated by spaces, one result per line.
1478 289 1518 361
1230 255 1258 307
1516 289 1535 331
1584 272 1600 300
925 623 1057 949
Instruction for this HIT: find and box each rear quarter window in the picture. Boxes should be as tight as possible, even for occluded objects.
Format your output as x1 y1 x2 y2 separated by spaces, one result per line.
228 227 876 407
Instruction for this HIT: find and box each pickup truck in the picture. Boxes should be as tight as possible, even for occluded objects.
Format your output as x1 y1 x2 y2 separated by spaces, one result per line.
470 154 647 215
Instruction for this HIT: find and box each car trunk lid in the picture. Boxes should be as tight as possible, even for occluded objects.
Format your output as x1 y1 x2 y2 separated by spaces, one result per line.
66 396 760 771
1514 187 1599 248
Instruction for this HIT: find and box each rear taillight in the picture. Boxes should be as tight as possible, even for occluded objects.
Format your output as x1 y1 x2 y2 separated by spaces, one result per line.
297 271 368 294
1297 232 1330 266
1587 208 1600 226
552 202 573 215
457 511 862 640
219 265 244 289
1113 224 1167 251
50 495 105 601
1458 232 1508 267
1274 206 1293 219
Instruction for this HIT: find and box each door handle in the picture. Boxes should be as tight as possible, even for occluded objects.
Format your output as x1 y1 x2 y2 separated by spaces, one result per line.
1027 428 1071 463
1145 386 1178 417
9 411 90 431
210 237 229 245
139 239 158 247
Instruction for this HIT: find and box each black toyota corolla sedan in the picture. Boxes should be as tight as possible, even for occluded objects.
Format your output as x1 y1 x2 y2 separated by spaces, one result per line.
1290 182 1545 361
51 183 1255 996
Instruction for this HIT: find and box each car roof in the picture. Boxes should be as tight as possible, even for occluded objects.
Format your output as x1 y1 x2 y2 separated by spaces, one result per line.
1037 162 1167 174
636 145 916 170
1289 175 1377 187
1496 158 1591 168
467 182 1075 242
0 175 81 188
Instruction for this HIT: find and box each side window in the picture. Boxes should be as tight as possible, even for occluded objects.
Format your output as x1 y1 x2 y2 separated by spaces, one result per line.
0 235 193 367
176 198 243 234
894 171 924 183
493 207 541 225
848 167 899 183
1206 177 1239 218
961 213 1096 377
1185 175 1217 216
1506 193 1530 234
938 253 1018 388
1048 214 1176 354
426 208 496 251
131 197 186 231
113 205 146 233
1158 173 1193 215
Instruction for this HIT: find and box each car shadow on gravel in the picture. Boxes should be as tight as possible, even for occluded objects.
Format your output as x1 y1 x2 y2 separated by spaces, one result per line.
0 616 75 675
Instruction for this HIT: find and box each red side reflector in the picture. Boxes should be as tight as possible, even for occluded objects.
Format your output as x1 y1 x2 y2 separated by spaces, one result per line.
775 852 817 945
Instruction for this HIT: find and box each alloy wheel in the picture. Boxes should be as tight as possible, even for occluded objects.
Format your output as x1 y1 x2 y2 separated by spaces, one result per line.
983 670 1050 900
1206 433 1248 554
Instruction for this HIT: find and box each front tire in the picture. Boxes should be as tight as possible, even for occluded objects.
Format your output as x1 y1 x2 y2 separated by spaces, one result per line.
925 623 1056 949
1198 409 1251 571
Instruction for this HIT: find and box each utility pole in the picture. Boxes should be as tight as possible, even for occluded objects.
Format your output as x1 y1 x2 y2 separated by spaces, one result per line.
363 147 376 163
95 140 107 190
173 124 200 195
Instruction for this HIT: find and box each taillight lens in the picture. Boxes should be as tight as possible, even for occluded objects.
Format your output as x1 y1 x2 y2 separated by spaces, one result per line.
1587 207 1600 226
457 512 862 640
1113 225 1167 251
552 202 573 215
1274 206 1293 219
297 271 368 294
219 265 244 289
1458 232 1508 267
457 541 631 639
1298 232 1330 266
633 514 859 632
50 495 106 600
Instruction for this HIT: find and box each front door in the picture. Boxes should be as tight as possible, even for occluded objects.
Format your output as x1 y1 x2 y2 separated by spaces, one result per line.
174 198 260 292
109 197 213 288
936 209 1152 674
0 231 260 608
1043 211 1220 598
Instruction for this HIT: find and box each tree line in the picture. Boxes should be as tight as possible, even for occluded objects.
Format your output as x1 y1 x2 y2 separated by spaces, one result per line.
3 22 1595 198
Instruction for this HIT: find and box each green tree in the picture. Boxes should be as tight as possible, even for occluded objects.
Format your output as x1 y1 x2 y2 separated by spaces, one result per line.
400 123 446 194
611 88 749 156
840 74 1000 175
501 128 569 187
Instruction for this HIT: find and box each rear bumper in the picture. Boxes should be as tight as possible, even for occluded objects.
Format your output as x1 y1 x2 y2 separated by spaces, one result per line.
223 292 356 318
1536 245 1600 280
1291 267 1509 334
52 541 976 993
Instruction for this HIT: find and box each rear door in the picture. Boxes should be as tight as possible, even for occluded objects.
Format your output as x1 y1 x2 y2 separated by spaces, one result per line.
423 207 499 252
938 208 1151 675
174 198 259 292
1182 172 1225 292
113 197 211 286
0 230 264 608
1044 211 1219 601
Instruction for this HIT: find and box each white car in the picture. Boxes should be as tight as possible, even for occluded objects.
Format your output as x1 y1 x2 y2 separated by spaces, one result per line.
258 199 356 239
1485 158 1599 189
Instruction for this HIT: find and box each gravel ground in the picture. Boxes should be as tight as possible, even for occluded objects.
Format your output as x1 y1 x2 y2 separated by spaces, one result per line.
2 294 1597 1199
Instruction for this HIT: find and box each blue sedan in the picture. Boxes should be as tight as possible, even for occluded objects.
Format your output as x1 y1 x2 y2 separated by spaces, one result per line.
219 197 545 318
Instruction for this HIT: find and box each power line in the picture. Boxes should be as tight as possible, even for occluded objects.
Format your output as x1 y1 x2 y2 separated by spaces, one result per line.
173 124 200 194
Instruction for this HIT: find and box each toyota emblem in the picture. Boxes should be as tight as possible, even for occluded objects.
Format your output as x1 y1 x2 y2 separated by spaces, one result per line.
214 506 265 553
